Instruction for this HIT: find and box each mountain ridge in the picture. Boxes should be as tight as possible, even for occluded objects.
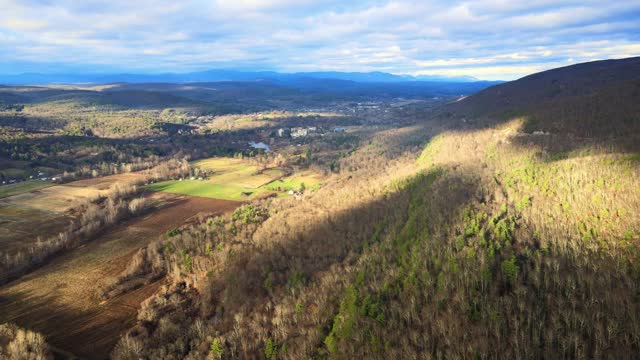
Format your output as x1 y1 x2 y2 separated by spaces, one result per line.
0 69 483 85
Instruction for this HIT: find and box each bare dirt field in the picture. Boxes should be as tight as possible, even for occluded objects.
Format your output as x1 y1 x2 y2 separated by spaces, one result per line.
0 172 150 257
0 192 239 358
0 204 71 256
63 172 147 190
3 184 101 212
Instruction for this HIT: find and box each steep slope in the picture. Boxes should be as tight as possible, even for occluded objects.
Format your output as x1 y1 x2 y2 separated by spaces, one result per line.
448 57 640 145
314 59 640 358
105 59 640 359
452 57 640 113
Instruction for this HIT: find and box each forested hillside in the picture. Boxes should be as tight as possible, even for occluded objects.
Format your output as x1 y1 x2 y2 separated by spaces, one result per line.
448 57 640 146
100 59 640 359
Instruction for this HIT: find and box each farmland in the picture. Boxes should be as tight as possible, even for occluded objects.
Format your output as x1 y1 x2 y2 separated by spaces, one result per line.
0 178 108 258
264 170 323 192
0 172 160 264
147 157 323 200
0 180 52 199
147 181 269 201
0 204 69 256
0 160 244 357
0 192 239 358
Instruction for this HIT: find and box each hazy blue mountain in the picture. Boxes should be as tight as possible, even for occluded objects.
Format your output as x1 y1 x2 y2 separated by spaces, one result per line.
0 69 486 85
413 74 478 82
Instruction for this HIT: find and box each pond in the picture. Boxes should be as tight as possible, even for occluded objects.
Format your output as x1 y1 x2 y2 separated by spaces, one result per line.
248 141 271 152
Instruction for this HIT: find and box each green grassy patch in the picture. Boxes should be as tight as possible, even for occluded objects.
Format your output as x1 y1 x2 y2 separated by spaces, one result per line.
150 157 323 200
0 168 28 179
147 180 267 201
193 157 283 188
0 180 53 199
265 172 322 192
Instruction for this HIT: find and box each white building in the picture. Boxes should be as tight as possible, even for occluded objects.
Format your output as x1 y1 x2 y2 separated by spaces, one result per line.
291 127 308 138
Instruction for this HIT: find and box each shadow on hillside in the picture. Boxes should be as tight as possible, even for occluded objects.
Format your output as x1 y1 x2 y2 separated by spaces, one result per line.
195 124 640 357
164 165 477 353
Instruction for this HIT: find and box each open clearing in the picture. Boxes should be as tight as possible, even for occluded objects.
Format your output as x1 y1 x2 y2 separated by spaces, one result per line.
0 172 150 257
63 172 147 190
147 180 271 201
0 192 239 358
264 170 323 192
0 180 53 199
1 172 146 212
7 185 103 212
148 157 282 200
0 204 71 256
148 157 324 200
194 157 283 188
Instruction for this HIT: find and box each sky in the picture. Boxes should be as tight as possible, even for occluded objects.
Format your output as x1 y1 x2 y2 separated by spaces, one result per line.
0 0 639 80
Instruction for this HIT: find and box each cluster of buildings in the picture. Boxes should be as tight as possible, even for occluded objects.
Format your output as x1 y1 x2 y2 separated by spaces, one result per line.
1 171 56 186
277 126 345 139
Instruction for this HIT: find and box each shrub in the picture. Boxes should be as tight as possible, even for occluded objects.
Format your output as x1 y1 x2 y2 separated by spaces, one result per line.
515 196 532 211
209 338 224 359
128 197 152 215
501 256 519 285
166 228 182 237
0 323 52 359
232 205 267 224
264 338 278 359
286 271 306 291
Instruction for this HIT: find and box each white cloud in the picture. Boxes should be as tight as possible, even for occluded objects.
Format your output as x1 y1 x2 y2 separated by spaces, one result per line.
0 0 638 79
3 18 48 31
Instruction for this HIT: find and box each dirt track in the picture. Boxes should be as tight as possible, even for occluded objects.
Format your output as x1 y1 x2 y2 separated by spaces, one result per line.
0 193 239 359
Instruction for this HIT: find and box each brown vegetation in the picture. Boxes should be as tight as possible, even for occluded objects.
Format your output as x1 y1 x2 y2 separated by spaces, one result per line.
107 59 640 359
2 58 639 358
0 159 191 285
0 193 239 358
0 323 52 360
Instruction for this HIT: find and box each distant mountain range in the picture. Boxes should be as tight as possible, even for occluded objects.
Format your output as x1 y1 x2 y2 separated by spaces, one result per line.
0 69 480 85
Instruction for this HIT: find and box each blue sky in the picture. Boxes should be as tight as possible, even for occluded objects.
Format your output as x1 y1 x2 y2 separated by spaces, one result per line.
0 0 639 80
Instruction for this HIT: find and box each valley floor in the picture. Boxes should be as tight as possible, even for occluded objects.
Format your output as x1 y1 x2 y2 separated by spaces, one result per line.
0 192 238 358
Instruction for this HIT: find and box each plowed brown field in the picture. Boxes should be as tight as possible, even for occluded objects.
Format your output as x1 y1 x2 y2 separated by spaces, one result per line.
0 192 239 358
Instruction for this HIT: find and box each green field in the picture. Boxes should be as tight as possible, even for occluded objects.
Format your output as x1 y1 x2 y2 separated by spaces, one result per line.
147 180 268 201
0 180 53 199
265 172 322 192
147 157 279 200
192 157 280 187
147 157 323 200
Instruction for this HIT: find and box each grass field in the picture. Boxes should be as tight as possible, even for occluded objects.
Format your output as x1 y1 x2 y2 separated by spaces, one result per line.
0 168 28 179
265 171 323 192
63 172 146 190
192 157 247 171
0 172 149 260
147 180 269 201
148 157 324 200
0 180 53 199
149 157 278 200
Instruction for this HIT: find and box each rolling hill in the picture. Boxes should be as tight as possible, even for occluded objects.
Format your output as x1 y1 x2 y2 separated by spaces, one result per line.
92 58 640 359
447 57 640 148
1 58 638 359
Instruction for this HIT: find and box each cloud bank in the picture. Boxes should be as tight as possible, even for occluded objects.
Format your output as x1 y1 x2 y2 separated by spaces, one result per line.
0 0 638 80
